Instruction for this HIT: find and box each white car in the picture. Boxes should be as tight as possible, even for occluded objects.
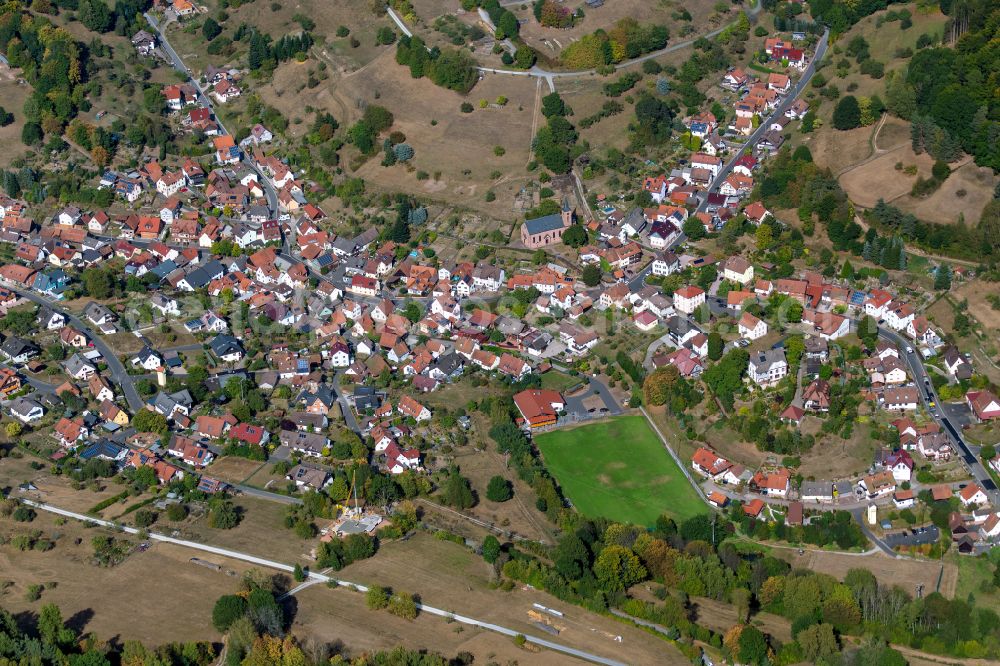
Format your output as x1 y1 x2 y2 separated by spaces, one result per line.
906 346 914 354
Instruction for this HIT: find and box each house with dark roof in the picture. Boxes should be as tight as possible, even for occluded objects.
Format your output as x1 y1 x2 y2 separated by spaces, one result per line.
0 336 39 365
209 334 244 363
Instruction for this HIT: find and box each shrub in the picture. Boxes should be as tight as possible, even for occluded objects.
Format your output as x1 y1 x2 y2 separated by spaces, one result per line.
388 592 418 619
460 102 474 113
166 503 188 521
212 594 247 632
133 509 156 528
485 475 512 502
482 535 501 563
366 585 390 610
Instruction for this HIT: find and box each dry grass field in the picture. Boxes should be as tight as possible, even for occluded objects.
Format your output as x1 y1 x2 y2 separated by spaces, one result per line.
514 0 728 62
789 549 957 598
205 457 267 485
447 445 556 544
179 495 314 564
689 595 792 642
259 51 541 213
795 418 879 480
0 73 29 169
838 144 933 207
1 455 132 519
0 510 249 646
891 159 998 226
292 584 586 665
344 66 537 205
164 0 393 79
954 281 1000 332
804 124 876 175
338 532 684 664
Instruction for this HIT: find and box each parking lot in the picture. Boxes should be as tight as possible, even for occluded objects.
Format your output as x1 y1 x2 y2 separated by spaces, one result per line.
883 525 940 548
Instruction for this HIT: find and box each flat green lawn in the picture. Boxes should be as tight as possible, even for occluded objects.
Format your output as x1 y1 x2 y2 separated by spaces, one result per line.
539 370 583 392
535 415 707 526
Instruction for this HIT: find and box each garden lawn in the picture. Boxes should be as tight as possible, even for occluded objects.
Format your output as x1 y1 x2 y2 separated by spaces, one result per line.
535 415 707 526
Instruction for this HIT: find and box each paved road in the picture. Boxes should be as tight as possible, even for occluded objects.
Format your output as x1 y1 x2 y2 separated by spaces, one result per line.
387 2 762 83
331 370 363 434
234 483 303 505
877 325 998 502
145 13 279 216
697 29 829 214
849 507 896 556
21 498 627 666
7 286 144 412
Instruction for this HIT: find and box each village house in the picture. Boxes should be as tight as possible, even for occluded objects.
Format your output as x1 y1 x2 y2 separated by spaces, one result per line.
673 285 705 315
748 349 787 386
734 312 766 341
750 469 790 497
513 389 564 429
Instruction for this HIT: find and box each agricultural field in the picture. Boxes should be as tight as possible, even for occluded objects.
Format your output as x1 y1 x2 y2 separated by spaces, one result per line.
535 415 707 526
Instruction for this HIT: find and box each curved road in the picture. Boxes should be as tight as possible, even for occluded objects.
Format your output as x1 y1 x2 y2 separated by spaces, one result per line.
22 498 626 666
6 286 144 412
387 2 762 83
144 13 279 215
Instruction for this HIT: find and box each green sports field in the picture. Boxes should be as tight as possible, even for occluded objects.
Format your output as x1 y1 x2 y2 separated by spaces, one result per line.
535 415 707 526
